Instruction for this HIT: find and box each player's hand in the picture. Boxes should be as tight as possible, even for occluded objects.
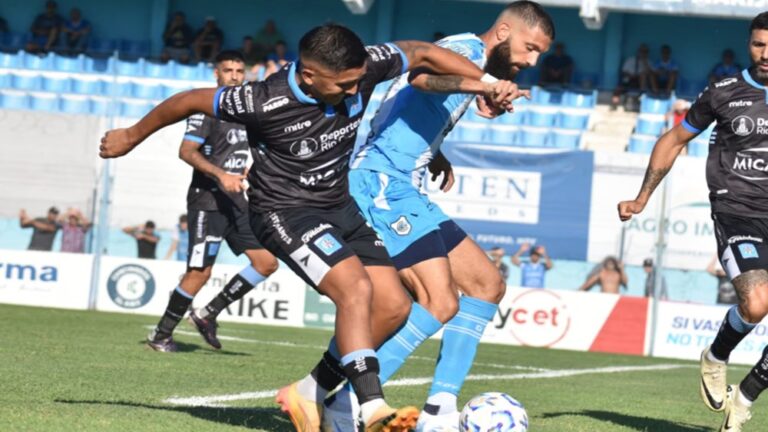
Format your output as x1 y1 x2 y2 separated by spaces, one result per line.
428 153 454 192
218 172 247 194
19 209 27 218
617 199 646 222
99 128 138 158
519 242 531 252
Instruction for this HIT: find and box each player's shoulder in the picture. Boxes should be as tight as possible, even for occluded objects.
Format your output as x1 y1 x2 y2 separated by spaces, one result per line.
436 33 484 60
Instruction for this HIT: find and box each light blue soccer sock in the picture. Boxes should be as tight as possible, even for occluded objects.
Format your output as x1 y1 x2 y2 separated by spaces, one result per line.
378 303 444 382
427 296 497 413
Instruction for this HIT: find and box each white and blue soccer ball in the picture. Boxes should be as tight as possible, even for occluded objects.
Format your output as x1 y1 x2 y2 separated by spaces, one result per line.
459 392 529 432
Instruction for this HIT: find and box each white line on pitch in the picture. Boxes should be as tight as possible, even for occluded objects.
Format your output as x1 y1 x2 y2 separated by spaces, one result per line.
163 363 690 407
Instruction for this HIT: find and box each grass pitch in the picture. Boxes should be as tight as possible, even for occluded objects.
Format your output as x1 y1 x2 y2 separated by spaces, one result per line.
1 303 764 431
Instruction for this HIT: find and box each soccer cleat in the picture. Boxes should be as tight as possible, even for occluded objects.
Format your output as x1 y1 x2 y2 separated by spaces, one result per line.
415 410 460 432
146 330 178 353
720 385 752 432
365 405 420 432
700 346 727 412
188 310 222 350
276 382 322 432
321 391 362 432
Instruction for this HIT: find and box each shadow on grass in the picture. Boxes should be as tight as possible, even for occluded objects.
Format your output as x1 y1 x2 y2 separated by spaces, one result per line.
55 399 292 431
135 340 251 356
541 410 711 432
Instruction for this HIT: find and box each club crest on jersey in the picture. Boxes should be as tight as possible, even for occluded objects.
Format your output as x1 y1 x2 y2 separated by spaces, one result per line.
290 138 319 158
739 243 759 259
226 128 247 144
390 216 412 236
732 115 755 136
345 93 363 117
314 233 342 256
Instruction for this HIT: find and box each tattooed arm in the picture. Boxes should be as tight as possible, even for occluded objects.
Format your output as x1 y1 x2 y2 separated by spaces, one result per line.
617 123 698 221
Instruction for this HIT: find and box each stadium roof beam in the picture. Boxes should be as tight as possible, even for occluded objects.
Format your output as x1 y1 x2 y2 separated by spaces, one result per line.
342 0 376 14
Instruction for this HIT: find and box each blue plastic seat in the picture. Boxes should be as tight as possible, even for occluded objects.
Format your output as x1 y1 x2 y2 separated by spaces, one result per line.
497 109 526 126
551 129 581 150
628 134 657 154
87 38 118 57
60 94 91 114
557 110 590 130
11 74 42 91
144 61 172 78
489 125 518 145
688 139 709 157
640 95 672 114
198 63 214 80
0 73 9 88
0 90 30 109
636 117 666 136
119 40 151 59
0 50 23 69
572 71 599 89
527 108 557 127
173 62 201 81
30 92 59 112
132 82 162 99
519 127 550 147
42 76 71 93
53 54 85 72
120 99 154 118
90 97 112 116
23 54 53 70
531 86 564 105
0 33 29 52
114 59 143 76
103 80 133 97
457 122 487 142
84 56 111 73
563 90 596 108
72 76 105 95
162 82 193 98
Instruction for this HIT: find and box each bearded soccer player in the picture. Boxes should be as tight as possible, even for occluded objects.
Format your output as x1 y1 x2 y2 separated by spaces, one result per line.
99 24 519 432
619 12 768 432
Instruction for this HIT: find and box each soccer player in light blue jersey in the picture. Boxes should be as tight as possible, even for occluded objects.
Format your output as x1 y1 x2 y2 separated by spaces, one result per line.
320 2 555 431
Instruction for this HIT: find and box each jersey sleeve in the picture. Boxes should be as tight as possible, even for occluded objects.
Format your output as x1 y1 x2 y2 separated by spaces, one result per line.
683 85 715 133
437 38 485 67
365 43 409 83
213 81 263 125
183 113 211 144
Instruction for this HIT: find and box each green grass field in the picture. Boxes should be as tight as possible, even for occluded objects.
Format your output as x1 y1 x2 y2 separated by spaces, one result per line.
1 303 764 432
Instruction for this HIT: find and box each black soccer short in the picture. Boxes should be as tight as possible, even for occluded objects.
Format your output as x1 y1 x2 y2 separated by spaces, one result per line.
249 199 393 289
713 212 768 281
187 207 264 269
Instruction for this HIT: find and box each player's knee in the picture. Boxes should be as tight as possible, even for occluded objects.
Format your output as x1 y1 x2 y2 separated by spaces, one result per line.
378 293 412 328
335 277 374 310
252 256 279 276
470 271 506 304
422 292 458 324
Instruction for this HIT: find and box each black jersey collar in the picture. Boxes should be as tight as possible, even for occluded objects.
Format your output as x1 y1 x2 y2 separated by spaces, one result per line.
288 62 319 105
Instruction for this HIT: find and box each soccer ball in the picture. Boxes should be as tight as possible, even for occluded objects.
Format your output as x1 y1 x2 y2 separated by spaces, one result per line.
459 392 528 432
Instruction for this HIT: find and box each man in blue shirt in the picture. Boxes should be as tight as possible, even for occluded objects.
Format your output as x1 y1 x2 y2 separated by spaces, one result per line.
709 49 741 83
651 44 679 95
511 243 553 288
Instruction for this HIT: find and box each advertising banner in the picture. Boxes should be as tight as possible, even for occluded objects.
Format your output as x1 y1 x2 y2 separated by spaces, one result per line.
95 256 307 328
430 143 594 261
0 249 92 310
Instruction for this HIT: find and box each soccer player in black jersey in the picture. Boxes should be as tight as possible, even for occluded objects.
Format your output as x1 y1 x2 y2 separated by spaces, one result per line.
619 13 768 432
100 24 520 432
147 50 278 353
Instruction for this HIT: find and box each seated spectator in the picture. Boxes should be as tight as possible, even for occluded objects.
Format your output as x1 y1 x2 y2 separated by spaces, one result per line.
0 16 8 34
160 12 193 64
254 19 283 60
511 243 553 289
709 49 741 83
539 42 573 87
651 44 678 95
60 208 91 253
19 207 61 251
487 247 510 281
241 36 268 81
707 255 738 305
611 44 652 109
193 16 223 63
264 40 296 77
26 0 64 54
59 8 91 56
164 214 189 261
579 256 628 294
123 221 160 259
642 258 668 300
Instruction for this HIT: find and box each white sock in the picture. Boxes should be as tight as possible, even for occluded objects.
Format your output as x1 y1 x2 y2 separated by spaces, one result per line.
738 389 754 407
707 349 727 364
296 374 326 403
360 398 387 424
426 392 458 415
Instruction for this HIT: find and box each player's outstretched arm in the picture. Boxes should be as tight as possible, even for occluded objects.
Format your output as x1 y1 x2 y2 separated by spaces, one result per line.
99 88 219 159
395 40 484 80
617 123 697 222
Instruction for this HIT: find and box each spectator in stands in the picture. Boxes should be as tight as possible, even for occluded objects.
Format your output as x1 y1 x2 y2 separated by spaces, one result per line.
160 11 193 64
241 36 267 81
164 214 189 261
539 42 573 87
651 44 679 95
642 258 668 300
193 16 223 63
19 207 61 251
123 221 160 259
709 49 741 83
487 247 510 281
59 8 91 56
707 255 739 305
253 19 284 60
511 242 553 288
60 208 91 253
26 0 64 54
264 40 296 77
611 44 653 110
0 16 8 35
433 32 446 41
578 256 628 294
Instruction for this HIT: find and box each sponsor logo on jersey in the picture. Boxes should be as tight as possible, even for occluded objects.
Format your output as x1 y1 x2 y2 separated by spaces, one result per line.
731 115 755 136
290 138 319 158
107 264 155 309
232 88 245 114
284 120 312 133
728 235 764 244
223 150 250 171
390 216 412 236
319 118 363 152
729 100 753 108
715 77 738 88
313 233 342 256
262 96 289 112
226 128 248 144
345 94 363 117
301 223 333 243
738 243 759 259
244 85 255 112
268 212 292 245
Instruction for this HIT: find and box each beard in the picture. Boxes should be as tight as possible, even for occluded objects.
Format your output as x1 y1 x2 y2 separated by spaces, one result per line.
485 40 525 81
755 64 768 80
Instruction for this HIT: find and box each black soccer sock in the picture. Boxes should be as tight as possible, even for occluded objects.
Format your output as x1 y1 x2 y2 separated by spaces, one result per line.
710 306 756 361
155 287 194 339
310 351 347 392
740 345 768 401
201 266 266 319
342 351 384 404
